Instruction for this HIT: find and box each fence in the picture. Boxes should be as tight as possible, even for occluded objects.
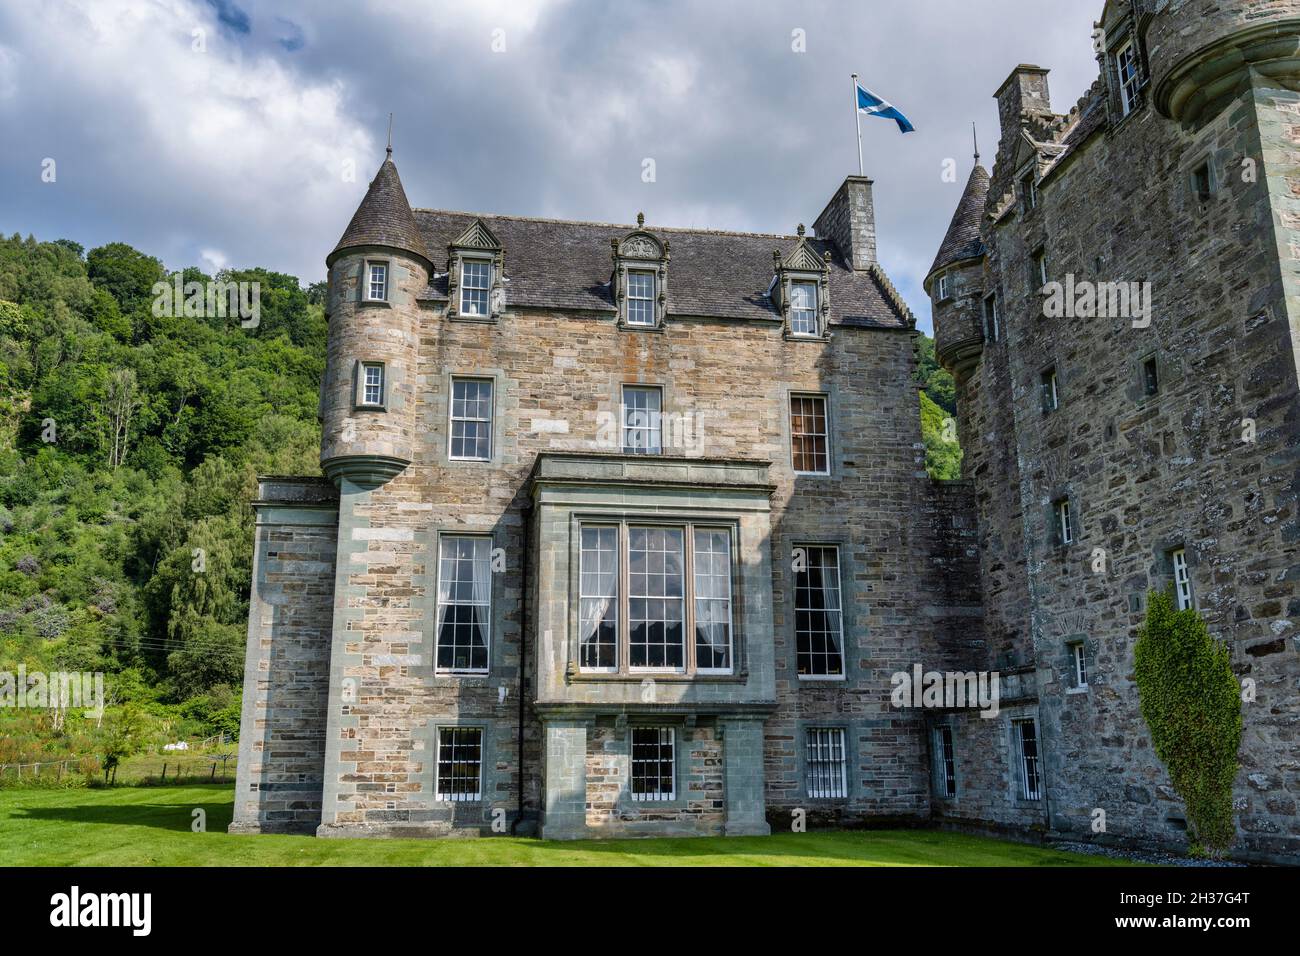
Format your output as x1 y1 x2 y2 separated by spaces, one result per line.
0 752 238 786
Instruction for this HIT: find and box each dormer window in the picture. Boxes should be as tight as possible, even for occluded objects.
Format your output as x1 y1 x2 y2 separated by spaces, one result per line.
447 220 505 321
790 281 819 336
1116 39 1140 117
626 270 656 326
366 261 388 301
612 215 670 330
1020 171 1038 213
460 259 491 316
772 224 831 340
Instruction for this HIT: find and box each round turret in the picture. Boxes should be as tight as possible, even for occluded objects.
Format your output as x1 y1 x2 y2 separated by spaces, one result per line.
1146 0 1300 122
926 164 990 382
319 154 432 489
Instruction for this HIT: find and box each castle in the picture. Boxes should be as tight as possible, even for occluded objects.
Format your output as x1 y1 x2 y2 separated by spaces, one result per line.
232 0 1299 862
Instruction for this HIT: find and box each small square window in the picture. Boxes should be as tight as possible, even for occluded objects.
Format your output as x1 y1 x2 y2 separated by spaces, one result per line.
1041 367 1059 413
626 270 656 326
460 259 491 316
630 727 675 801
1068 641 1088 689
358 362 385 407
791 281 820 335
1142 357 1159 396
436 726 483 801
805 727 847 799
1054 498 1074 546
1170 547 1194 610
366 262 388 301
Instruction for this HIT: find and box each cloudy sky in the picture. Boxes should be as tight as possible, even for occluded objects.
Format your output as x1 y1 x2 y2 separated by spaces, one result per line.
0 0 1103 332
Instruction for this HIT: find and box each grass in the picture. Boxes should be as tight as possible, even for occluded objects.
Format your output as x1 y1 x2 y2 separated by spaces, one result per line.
0 784 1136 866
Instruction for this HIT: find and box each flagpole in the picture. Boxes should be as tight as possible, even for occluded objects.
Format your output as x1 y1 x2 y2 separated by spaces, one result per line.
851 73 863 175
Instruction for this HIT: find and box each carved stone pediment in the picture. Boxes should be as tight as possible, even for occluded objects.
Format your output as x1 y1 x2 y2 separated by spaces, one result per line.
447 218 505 320
771 225 831 338
611 215 670 329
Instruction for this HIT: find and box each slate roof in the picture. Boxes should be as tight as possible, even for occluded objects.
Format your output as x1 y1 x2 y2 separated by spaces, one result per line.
328 156 431 266
411 209 913 330
927 164 990 279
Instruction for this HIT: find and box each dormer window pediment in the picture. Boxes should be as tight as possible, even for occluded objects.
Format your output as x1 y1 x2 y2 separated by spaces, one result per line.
612 214 670 330
447 219 506 321
772 224 831 340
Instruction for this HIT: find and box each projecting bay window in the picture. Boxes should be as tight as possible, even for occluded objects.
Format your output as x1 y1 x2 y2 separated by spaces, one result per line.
436 535 492 674
435 726 483 802
805 727 847 799
794 545 844 678
790 281 820 336
576 521 735 676
449 377 494 461
1013 718 1041 800
460 258 491 316
630 727 675 801
790 393 830 475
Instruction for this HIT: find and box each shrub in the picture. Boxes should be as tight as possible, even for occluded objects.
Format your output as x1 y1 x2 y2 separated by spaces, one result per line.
1133 589 1243 858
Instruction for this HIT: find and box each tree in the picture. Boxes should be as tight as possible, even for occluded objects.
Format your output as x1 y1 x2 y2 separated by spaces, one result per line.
920 391 962 480
1133 590 1243 858
102 367 140 470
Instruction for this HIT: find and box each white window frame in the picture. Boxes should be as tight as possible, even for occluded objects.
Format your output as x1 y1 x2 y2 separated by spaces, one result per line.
358 362 385 408
629 726 675 802
936 274 950 302
435 534 493 675
805 727 848 799
1042 367 1059 412
1069 641 1088 689
1171 548 1194 610
790 392 831 476
448 376 494 462
577 520 735 677
933 725 956 798
790 280 820 336
794 544 845 680
365 261 388 302
434 726 483 802
621 384 663 455
577 524 620 673
625 269 656 327
1116 39 1140 117
1055 499 1074 546
459 258 491 317
1013 718 1041 800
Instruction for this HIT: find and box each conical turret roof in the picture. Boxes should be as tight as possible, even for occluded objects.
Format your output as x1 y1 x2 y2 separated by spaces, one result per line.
927 164 990 281
328 154 431 267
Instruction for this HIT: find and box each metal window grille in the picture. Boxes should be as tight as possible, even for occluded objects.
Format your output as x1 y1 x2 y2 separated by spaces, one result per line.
630 727 674 801
436 727 482 801
1014 719 1041 800
805 727 847 799
934 726 956 798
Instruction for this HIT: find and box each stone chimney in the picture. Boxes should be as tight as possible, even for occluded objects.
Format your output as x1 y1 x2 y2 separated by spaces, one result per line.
813 175 876 270
994 65 1051 140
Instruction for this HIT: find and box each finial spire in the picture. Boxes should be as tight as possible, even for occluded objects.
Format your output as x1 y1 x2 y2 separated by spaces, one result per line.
386 113 393 158
972 122 979 164
636 211 645 227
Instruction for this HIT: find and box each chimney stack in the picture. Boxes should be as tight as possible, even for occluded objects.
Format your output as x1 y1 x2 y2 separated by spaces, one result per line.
813 175 876 271
994 65 1051 142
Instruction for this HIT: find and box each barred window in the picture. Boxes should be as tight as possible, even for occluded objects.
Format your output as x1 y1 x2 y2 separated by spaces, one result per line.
629 527 685 670
626 270 655 326
933 725 956 798
450 377 493 461
1014 719 1041 800
805 727 847 799
794 546 844 677
436 535 492 673
790 393 829 475
366 261 387 301
460 259 490 316
693 528 732 672
621 385 662 454
578 526 619 671
436 727 483 801
790 281 819 336
630 727 674 801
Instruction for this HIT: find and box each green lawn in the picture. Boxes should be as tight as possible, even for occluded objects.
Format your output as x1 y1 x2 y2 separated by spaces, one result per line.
0 784 1134 866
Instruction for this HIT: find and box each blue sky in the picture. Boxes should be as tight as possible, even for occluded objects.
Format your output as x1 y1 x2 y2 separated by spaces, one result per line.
0 0 1103 333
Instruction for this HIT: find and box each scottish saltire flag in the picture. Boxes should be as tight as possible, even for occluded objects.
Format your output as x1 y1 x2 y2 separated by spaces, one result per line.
856 82 915 133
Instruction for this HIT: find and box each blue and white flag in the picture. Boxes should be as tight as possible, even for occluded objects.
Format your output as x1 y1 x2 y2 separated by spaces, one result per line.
856 82 915 134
